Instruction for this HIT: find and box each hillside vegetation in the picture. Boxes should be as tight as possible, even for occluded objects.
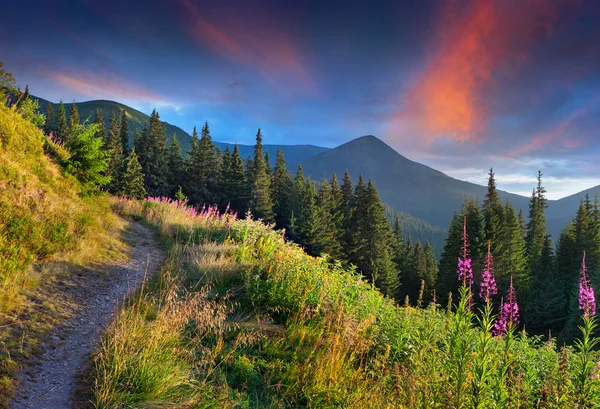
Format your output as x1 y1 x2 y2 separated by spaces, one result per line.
0 101 123 402
92 196 600 408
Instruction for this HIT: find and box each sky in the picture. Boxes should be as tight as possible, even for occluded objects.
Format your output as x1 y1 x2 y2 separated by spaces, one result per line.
2 0 600 199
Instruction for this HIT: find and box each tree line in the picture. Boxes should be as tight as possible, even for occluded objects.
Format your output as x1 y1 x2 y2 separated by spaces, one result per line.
42 103 436 303
437 169 600 341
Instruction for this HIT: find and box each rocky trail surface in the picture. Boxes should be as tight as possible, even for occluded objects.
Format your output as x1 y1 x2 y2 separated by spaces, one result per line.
9 222 164 409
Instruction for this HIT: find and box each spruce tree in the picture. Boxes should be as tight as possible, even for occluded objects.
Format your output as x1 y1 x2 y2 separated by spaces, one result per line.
218 145 232 210
340 170 355 258
248 128 274 221
527 235 565 336
116 148 146 199
119 109 129 152
56 100 68 144
105 111 123 192
65 122 110 188
69 101 80 133
496 201 527 294
526 172 548 276
44 102 54 134
167 134 185 198
288 164 306 239
229 144 248 214
348 177 398 297
315 179 343 258
138 110 169 197
296 178 321 254
436 212 465 305
422 242 438 304
185 122 218 205
483 168 503 254
93 109 105 141
271 149 293 230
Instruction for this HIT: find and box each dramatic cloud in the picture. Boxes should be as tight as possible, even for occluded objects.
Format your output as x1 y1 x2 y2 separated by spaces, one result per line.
389 0 579 145
47 71 178 109
177 0 319 96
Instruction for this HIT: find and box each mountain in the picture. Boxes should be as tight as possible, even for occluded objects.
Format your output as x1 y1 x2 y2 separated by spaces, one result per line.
32 96 330 167
546 185 600 236
32 96 595 243
301 135 532 229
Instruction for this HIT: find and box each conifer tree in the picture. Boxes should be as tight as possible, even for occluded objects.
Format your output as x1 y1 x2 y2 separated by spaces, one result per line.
526 172 548 275
422 242 438 304
402 240 421 304
105 111 123 191
116 148 146 199
483 168 503 253
229 144 248 214
340 170 355 258
496 201 527 294
348 177 398 297
56 100 68 144
249 128 274 221
119 109 129 152
264 151 272 177
44 102 54 134
217 145 232 209
392 215 409 300
315 179 343 258
65 122 110 188
527 235 565 335
93 109 105 141
185 122 218 205
288 165 306 238
138 110 169 197
271 149 293 230
69 101 80 133
167 134 185 198
437 212 462 304
296 178 321 253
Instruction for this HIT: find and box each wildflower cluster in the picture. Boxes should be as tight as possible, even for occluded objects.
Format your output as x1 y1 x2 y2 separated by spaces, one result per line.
493 276 519 336
479 241 497 303
143 196 238 220
457 216 473 286
578 251 596 318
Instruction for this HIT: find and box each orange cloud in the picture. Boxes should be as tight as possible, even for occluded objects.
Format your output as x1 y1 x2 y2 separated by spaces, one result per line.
178 0 319 96
47 71 177 109
389 0 578 145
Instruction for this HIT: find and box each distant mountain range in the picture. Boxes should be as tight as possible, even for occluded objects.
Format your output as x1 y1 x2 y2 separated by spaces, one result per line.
33 96 599 250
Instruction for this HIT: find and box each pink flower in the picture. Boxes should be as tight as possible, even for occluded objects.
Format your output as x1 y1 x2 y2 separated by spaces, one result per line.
493 276 519 336
457 216 473 286
578 251 596 318
479 241 498 302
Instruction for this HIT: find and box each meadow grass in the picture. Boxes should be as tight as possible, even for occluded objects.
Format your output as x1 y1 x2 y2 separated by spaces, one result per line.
92 197 600 408
0 103 126 406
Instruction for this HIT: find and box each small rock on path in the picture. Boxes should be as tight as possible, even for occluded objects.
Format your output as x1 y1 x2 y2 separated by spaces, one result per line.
9 222 164 409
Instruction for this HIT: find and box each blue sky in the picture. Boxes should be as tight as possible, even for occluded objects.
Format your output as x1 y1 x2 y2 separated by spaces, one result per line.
2 0 600 199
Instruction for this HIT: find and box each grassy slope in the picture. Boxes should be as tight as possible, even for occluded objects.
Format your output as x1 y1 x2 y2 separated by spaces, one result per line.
0 104 125 405
93 197 600 408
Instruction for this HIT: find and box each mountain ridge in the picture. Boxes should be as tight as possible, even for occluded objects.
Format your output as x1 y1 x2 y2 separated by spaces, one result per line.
31 95 599 239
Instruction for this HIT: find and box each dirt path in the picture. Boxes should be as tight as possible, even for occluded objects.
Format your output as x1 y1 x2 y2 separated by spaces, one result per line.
9 222 164 409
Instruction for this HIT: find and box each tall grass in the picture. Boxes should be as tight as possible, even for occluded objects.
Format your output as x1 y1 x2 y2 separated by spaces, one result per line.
93 197 600 408
0 102 125 406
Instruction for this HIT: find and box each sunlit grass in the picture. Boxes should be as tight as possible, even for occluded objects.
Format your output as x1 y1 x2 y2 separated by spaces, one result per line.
92 197 600 408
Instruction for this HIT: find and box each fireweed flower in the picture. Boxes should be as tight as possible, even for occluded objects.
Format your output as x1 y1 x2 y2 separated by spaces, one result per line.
457 216 473 286
578 251 596 318
493 276 519 336
479 240 498 302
